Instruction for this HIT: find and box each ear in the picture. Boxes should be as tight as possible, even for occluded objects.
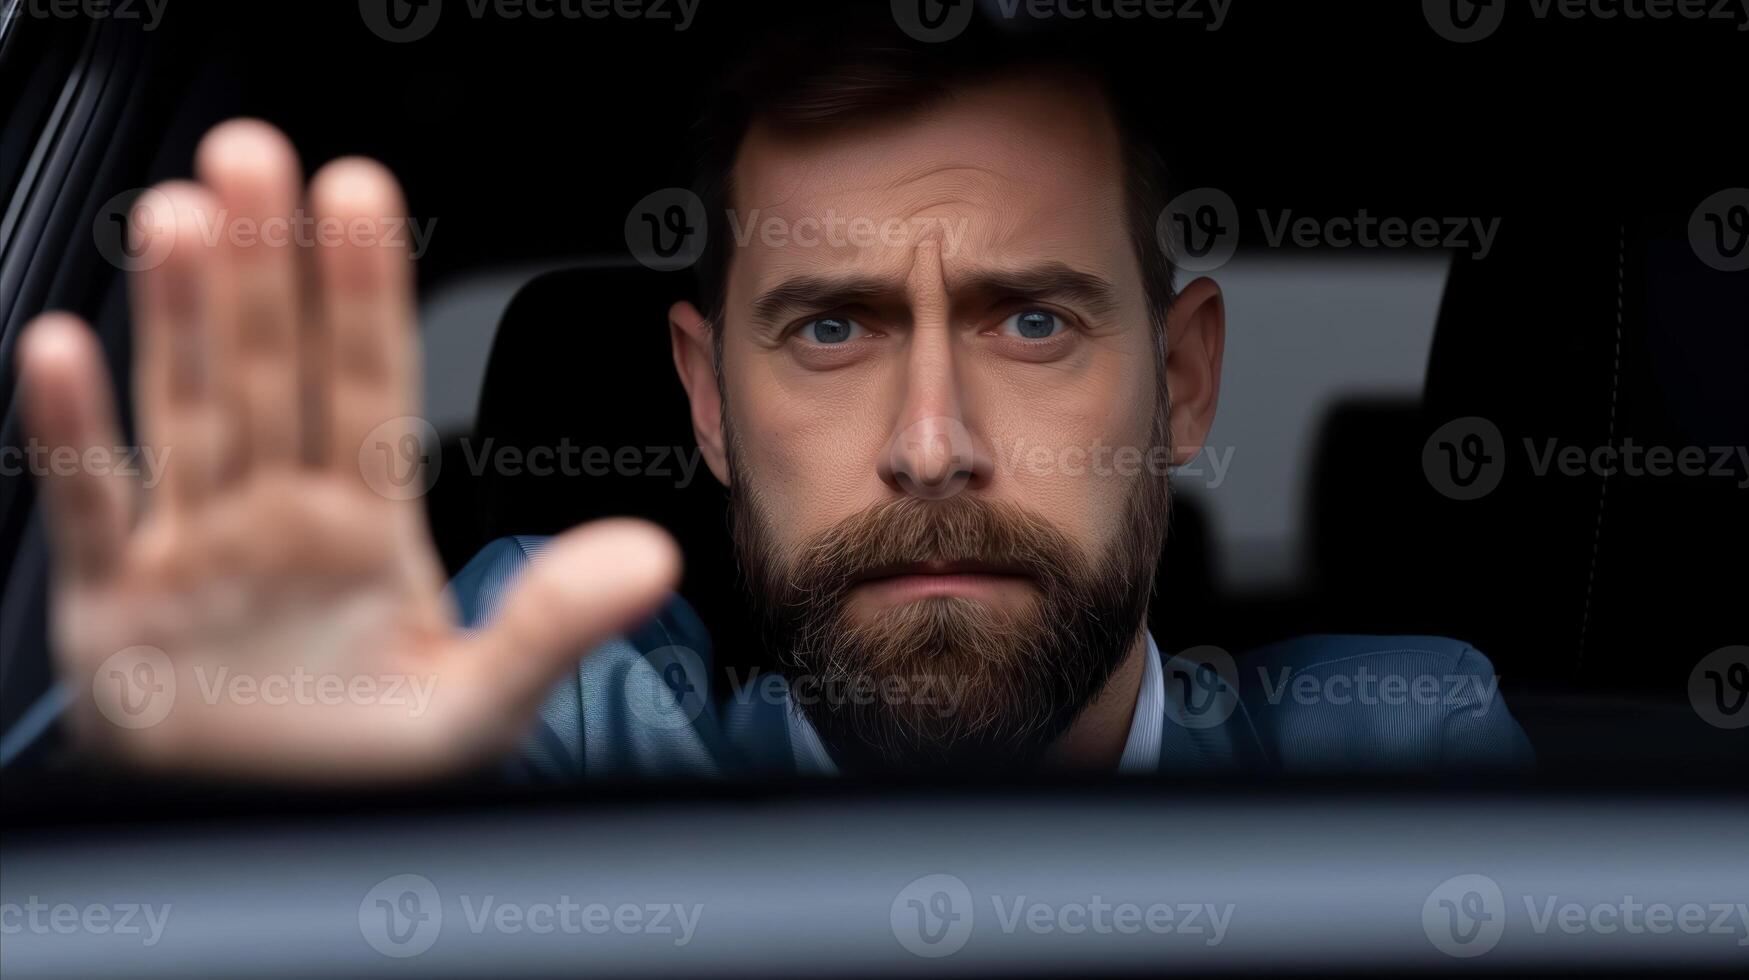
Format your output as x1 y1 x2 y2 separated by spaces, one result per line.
669 300 731 486
1163 276 1226 466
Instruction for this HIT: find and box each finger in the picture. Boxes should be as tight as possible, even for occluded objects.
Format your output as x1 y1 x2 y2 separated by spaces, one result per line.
306 158 418 485
15 314 134 583
195 119 305 473
467 519 682 715
131 181 230 511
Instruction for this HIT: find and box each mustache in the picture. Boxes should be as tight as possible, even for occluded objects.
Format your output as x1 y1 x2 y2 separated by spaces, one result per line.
761 495 1089 602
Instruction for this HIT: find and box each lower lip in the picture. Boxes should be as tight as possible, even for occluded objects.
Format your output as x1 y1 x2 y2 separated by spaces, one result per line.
852 572 1033 604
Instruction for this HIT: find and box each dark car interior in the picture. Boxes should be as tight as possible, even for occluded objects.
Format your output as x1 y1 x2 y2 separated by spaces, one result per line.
1 1 1744 976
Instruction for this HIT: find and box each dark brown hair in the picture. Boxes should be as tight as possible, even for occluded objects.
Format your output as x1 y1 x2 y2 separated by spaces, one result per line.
688 21 1177 358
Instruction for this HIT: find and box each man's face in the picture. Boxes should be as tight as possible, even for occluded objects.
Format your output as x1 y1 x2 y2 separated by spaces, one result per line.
721 73 1160 597
670 73 1222 771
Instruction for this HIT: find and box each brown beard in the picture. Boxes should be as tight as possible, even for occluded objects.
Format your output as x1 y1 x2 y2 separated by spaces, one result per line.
728 428 1172 775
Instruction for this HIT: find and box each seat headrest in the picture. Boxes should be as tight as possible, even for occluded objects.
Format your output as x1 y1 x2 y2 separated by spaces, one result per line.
1416 208 1747 693
471 264 750 663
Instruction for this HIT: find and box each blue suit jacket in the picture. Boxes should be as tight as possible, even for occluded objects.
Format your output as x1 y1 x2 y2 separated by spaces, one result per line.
452 536 1536 781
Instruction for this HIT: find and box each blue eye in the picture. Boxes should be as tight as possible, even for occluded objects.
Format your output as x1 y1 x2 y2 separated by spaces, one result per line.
800 316 864 344
1003 309 1064 340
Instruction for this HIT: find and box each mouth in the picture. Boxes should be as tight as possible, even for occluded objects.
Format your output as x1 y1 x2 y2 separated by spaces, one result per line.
850 559 1036 604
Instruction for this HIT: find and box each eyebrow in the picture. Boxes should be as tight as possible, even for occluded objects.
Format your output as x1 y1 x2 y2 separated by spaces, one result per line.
749 274 895 331
747 262 1121 330
959 264 1121 321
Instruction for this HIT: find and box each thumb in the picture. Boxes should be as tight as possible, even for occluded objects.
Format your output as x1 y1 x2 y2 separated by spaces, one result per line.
465 519 682 717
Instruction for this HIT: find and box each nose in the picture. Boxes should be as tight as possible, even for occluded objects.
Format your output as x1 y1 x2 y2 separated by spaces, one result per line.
877 330 992 501
882 415 985 499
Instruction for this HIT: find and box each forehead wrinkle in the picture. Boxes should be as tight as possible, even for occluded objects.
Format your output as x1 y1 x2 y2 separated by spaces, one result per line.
876 161 1009 195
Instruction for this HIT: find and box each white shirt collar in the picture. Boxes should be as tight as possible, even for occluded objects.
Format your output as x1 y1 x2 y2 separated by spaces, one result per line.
787 632 1165 776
